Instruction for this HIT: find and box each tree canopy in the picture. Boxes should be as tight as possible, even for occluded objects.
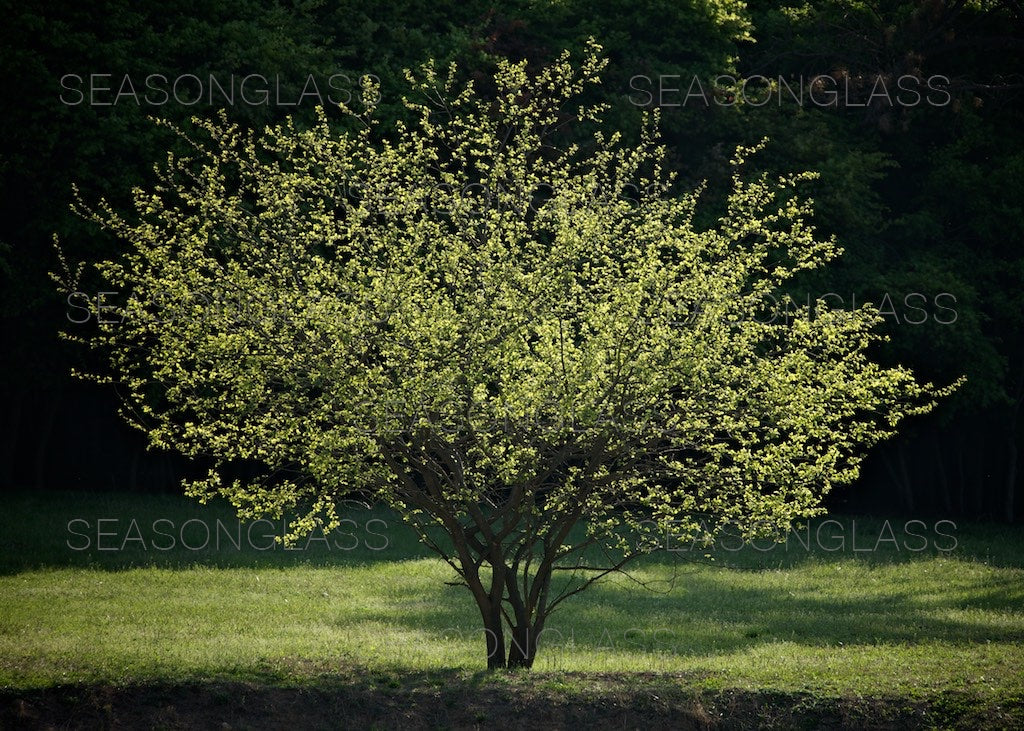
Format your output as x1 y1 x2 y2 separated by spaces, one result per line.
64 44 954 668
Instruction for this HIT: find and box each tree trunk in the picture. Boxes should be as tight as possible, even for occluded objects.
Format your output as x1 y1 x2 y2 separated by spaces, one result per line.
128 443 141 492
934 434 952 514
882 445 915 512
33 390 60 490
972 429 986 516
956 434 966 515
483 607 506 670
1006 368 1023 523
1006 437 1018 523
507 622 540 669
898 445 915 512
0 389 22 488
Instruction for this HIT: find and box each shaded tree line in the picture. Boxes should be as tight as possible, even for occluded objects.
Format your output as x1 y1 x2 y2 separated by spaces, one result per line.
2 0 1021 520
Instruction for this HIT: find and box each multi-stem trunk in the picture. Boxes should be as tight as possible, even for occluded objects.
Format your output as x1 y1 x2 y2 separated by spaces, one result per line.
481 602 506 670
470 563 553 670
506 621 542 668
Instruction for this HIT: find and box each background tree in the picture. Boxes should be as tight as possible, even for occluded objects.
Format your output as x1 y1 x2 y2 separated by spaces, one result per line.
0 0 484 491
63 47 953 668
5 0 1021 519
740 0 1024 518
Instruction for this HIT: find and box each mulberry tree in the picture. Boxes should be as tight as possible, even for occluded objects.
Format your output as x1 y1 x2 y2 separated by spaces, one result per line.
64 44 952 669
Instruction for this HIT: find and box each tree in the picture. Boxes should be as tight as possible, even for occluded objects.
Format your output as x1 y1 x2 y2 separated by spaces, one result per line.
0 0 483 492
742 0 1024 519
61 44 954 669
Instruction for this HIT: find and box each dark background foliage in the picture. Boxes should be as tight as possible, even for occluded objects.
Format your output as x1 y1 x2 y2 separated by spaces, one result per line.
1 0 1021 520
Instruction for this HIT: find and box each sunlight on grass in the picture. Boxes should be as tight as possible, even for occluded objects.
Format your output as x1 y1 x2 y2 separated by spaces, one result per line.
2 557 1022 698
1 492 1022 705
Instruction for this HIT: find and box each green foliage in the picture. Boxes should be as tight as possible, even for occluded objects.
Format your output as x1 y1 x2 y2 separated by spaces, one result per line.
0 0 481 387
743 0 1024 418
66 46 954 666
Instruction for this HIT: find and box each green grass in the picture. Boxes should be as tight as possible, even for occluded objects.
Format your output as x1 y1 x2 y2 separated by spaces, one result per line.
1 491 1022 717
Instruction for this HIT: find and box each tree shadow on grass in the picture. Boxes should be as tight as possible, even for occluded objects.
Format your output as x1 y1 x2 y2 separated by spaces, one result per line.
623 515 1024 571
5 491 1023 575
6 493 1023 672
345 561 1024 664
2 662 1015 730
4 497 1022 727
0 490 432 575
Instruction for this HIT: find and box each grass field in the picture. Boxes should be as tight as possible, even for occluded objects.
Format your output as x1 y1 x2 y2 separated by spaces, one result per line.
1 491 1022 728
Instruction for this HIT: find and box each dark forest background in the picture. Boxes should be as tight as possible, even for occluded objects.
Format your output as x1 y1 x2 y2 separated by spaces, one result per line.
1 0 1021 521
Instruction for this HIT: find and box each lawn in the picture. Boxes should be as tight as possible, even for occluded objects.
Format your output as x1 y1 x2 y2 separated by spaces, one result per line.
1 491 1022 728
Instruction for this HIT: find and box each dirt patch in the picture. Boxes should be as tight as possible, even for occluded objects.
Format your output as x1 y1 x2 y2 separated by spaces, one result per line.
1 671 1016 730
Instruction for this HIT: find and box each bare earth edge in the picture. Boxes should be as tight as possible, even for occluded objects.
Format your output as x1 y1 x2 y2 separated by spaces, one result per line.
2 670 1018 730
